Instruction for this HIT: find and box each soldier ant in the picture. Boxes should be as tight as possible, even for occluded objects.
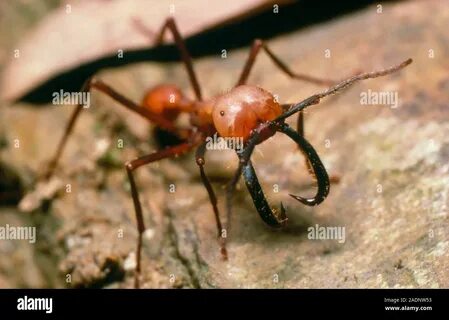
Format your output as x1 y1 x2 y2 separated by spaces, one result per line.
41 17 412 288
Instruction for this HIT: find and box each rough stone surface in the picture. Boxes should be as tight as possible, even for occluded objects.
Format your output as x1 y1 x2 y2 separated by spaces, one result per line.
0 0 448 288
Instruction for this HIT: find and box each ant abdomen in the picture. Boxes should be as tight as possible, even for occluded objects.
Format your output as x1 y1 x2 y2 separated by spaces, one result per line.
212 85 282 140
142 84 191 120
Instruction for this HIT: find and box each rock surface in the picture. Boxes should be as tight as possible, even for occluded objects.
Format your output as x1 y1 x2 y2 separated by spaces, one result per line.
0 0 448 288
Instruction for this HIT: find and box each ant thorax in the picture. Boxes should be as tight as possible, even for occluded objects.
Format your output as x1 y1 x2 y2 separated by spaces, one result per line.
189 99 215 130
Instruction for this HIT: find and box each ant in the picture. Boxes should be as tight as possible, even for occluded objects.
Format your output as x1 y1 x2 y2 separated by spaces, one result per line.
40 17 412 288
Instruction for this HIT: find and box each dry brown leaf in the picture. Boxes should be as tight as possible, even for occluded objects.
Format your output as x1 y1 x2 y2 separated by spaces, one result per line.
0 0 289 102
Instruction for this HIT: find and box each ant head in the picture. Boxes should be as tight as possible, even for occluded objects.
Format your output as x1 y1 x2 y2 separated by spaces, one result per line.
212 85 282 141
142 84 191 120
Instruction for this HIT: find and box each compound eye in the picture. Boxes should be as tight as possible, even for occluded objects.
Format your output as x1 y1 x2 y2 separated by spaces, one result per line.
220 111 225 116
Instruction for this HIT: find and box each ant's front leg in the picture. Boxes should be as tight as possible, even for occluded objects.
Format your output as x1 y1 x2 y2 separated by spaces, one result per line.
195 142 227 260
125 142 194 288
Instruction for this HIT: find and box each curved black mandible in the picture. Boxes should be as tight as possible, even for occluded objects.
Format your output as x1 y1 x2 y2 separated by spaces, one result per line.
240 122 330 228
241 159 287 228
277 123 330 206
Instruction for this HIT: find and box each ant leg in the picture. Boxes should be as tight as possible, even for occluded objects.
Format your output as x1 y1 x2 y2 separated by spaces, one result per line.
125 142 193 288
236 39 337 87
224 160 243 251
44 103 83 180
297 110 304 137
195 142 227 259
44 78 186 180
149 17 202 100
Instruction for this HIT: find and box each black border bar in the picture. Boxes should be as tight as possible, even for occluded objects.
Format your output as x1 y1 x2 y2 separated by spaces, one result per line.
0 289 446 317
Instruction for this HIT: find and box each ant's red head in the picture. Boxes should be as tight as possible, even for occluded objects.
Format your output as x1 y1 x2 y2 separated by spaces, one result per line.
212 85 282 141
